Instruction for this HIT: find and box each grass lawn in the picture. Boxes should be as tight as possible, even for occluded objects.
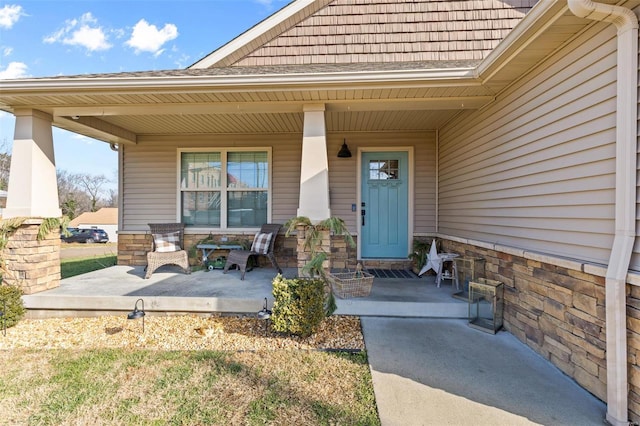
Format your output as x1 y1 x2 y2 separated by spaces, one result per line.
60 254 117 279
1 348 379 425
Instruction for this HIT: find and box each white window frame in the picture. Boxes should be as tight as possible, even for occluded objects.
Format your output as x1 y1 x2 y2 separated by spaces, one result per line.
177 147 272 231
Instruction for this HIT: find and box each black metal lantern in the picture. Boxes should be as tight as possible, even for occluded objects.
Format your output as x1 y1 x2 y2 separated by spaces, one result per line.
337 139 352 158
127 298 145 333
256 297 271 335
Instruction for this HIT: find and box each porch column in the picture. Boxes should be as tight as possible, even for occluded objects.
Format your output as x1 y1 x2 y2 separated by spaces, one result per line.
297 104 331 221
4 109 61 218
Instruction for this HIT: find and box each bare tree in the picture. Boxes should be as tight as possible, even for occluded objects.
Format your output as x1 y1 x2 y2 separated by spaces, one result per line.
74 173 111 212
105 188 118 207
57 170 90 219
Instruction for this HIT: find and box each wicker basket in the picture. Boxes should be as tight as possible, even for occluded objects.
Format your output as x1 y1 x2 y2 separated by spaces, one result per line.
327 271 374 298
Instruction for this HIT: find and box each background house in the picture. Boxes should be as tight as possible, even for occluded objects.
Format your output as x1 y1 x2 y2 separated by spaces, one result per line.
69 207 118 242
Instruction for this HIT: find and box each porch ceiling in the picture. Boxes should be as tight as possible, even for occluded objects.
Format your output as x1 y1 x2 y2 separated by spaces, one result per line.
1 85 495 141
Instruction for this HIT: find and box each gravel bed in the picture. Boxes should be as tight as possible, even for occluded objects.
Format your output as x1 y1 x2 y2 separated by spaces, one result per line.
0 314 365 351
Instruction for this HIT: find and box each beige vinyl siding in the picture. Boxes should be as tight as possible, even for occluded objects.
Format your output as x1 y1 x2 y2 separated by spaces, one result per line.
233 0 538 66
122 134 304 232
327 132 436 233
122 131 436 236
413 131 436 234
438 21 619 266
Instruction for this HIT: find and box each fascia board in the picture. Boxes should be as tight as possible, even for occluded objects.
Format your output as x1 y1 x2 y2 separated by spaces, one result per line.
476 0 567 82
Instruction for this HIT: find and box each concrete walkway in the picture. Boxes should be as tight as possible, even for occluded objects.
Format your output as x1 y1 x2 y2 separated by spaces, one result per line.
361 317 606 426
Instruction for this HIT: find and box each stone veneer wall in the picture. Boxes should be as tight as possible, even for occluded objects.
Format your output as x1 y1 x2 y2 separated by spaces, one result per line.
437 239 640 419
118 231 299 269
2 220 61 294
118 231 357 272
627 285 640 421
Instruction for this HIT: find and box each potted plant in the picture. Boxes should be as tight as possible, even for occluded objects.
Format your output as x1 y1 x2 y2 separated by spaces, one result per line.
409 238 433 275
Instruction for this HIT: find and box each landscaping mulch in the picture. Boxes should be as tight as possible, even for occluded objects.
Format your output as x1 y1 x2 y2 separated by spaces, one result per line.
0 314 365 351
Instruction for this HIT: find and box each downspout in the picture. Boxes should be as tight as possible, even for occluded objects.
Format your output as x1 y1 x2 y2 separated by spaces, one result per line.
567 2 638 425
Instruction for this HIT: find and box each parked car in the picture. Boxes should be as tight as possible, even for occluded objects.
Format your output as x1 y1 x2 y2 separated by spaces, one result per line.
61 228 109 244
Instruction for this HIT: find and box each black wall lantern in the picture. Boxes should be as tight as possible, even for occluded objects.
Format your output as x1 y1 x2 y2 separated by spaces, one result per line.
127 298 145 333
337 139 352 158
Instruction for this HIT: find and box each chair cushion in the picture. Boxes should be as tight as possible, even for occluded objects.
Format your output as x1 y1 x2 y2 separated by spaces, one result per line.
153 231 181 253
251 232 272 254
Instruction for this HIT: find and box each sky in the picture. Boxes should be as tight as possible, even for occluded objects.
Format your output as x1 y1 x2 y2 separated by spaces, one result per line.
0 0 292 192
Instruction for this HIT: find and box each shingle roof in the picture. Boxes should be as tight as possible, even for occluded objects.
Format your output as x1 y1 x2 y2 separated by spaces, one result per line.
70 207 118 226
34 60 479 81
229 0 538 67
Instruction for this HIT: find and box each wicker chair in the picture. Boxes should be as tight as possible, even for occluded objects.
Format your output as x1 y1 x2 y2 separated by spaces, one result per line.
223 223 282 280
145 223 191 279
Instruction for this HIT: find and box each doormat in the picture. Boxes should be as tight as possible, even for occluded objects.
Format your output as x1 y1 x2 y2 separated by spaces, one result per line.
366 269 417 279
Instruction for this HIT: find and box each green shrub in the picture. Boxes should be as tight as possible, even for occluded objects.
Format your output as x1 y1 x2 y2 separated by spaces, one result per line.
0 284 25 328
271 274 326 337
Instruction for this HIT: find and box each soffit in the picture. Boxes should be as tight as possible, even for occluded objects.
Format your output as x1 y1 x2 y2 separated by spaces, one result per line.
0 78 493 140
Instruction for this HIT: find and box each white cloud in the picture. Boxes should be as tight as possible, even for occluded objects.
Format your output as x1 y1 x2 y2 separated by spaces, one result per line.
0 4 24 29
174 53 191 69
44 12 112 52
125 19 177 56
0 61 29 79
253 0 289 9
3 46 13 56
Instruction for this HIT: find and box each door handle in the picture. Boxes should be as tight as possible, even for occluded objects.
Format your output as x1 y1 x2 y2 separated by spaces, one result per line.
361 209 365 226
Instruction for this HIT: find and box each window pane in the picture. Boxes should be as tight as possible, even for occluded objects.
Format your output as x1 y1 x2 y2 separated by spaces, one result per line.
369 159 399 180
227 152 268 189
182 191 221 226
181 152 222 190
228 191 267 227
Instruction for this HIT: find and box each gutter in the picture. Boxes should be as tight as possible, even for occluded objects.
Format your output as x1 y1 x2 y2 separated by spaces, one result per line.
0 67 478 92
567 1 638 425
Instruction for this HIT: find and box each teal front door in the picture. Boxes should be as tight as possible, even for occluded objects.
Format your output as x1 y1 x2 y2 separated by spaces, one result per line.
361 151 408 258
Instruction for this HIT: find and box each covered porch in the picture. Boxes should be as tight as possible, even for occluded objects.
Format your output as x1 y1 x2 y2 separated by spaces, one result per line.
22 264 468 319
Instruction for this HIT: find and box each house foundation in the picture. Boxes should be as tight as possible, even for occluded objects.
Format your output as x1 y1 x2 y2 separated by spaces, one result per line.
2 219 61 294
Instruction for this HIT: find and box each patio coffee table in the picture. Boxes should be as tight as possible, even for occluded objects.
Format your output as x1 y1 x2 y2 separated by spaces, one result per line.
196 244 244 270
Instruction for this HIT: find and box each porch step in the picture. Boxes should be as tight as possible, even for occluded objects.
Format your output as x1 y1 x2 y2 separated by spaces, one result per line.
23 295 467 319
335 298 467 318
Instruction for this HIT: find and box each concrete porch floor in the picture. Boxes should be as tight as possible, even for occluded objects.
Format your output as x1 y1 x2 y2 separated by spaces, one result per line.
23 265 468 318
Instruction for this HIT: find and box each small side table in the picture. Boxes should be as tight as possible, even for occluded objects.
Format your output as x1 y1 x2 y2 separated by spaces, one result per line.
437 253 459 289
